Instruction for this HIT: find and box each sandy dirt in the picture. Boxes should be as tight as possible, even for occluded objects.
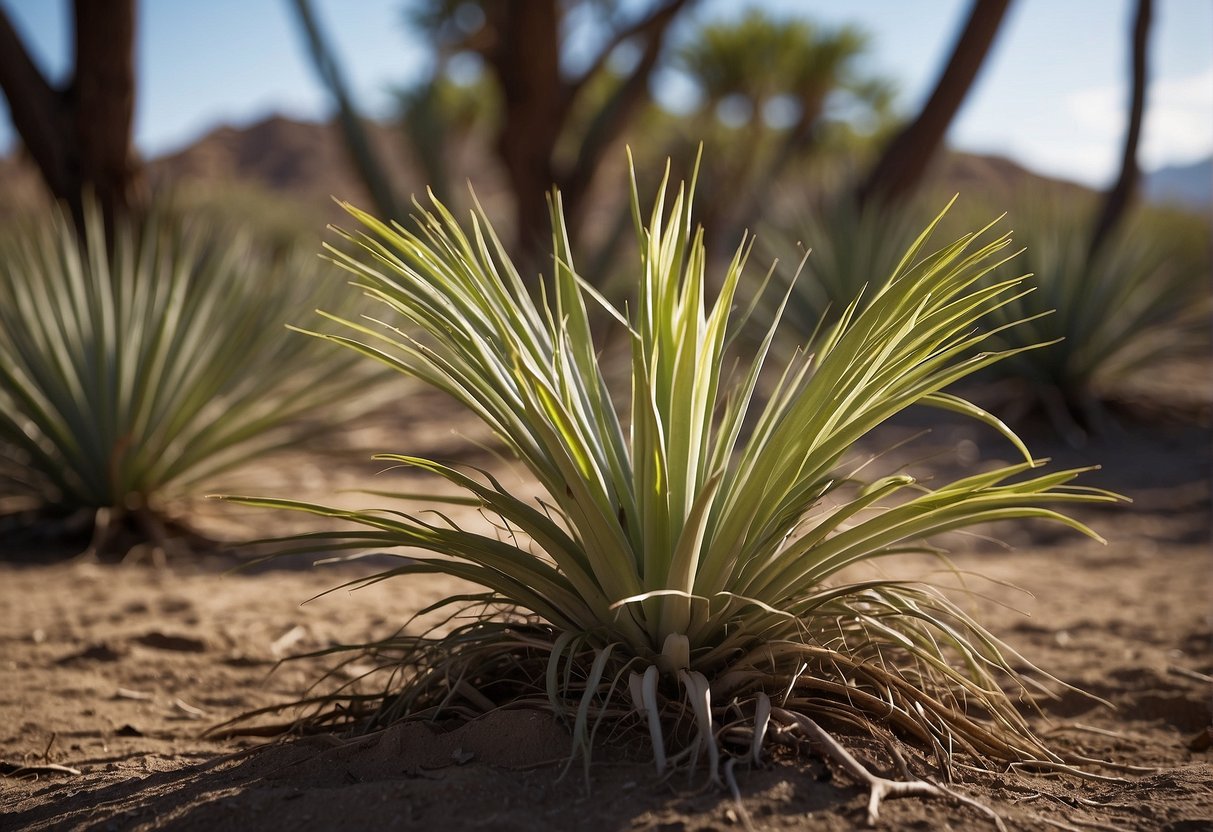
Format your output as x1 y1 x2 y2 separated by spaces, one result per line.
2 380 1211 831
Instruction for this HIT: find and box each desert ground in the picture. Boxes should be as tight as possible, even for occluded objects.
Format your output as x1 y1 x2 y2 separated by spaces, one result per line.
2 367 1210 832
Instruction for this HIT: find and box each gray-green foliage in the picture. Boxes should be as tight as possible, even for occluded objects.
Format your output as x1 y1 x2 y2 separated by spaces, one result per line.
772 192 1211 433
982 200 1212 426
233 163 1116 777
0 202 381 546
765 195 928 341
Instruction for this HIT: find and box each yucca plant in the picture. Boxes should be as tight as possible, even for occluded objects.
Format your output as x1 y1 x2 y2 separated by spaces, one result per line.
980 200 1212 437
764 194 928 343
0 202 383 557
230 161 1122 821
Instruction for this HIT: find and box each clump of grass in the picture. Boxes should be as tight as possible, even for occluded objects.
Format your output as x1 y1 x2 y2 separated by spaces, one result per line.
229 159 1121 821
764 194 928 339
979 201 1212 437
0 201 383 558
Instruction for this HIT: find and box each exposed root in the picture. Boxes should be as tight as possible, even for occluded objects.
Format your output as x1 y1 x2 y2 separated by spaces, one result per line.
1187 726 1212 752
1167 665 1213 685
1044 722 1129 739
209 610 1124 829
0 761 82 778
71 506 223 563
771 707 1006 830
723 757 756 832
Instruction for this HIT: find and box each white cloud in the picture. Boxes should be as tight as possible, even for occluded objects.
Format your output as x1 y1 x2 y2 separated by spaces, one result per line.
1141 67 1213 166
1019 140 1120 186
1067 67 1213 172
951 100 1122 187
1070 85 1123 135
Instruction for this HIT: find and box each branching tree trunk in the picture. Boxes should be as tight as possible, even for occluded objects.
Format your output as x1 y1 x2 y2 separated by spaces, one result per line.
557 0 688 235
0 0 144 229
855 0 1011 208
293 0 690 267
480 0 691 264
1088 0 1152 259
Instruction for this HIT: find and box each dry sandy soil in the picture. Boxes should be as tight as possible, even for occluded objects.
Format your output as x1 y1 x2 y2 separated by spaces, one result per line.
2 379 1210 831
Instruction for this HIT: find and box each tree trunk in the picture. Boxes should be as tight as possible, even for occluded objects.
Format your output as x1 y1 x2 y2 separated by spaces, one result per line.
0 9 72 199
717 86 829 245
71 0 142 227
485 0 566 268
0 0 144 230
1088 0 1152 259
299 0 689 267
481 0 689 267
559 0 690 238
856 0 1011 208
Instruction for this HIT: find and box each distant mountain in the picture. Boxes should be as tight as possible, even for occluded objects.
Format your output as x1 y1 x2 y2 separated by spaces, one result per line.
0 114 1169 226
1145 157 1212 210
149 119 1092 208
148 115 425 215
0 115 435 225
151 116 357 196
935 150 1092 202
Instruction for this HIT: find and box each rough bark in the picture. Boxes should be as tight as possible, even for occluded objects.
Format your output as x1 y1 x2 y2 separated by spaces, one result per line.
295 0 689 265
71 0 142 224
0 7 72 198
483 0 566 262
1088 0 1152 259
480 0 690 264
856 0 1011 208
0 0 144 229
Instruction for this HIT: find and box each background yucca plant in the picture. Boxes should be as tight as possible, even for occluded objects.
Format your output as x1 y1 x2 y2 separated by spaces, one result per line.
978 200 1212 437
763 194 928 344
0 201 383 558
232 162 1121 821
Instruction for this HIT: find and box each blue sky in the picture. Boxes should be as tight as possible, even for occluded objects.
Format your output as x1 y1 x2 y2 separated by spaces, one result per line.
0 0 1209 187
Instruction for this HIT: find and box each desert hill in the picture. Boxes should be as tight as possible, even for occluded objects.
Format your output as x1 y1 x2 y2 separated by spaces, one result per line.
0 113 1136 227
